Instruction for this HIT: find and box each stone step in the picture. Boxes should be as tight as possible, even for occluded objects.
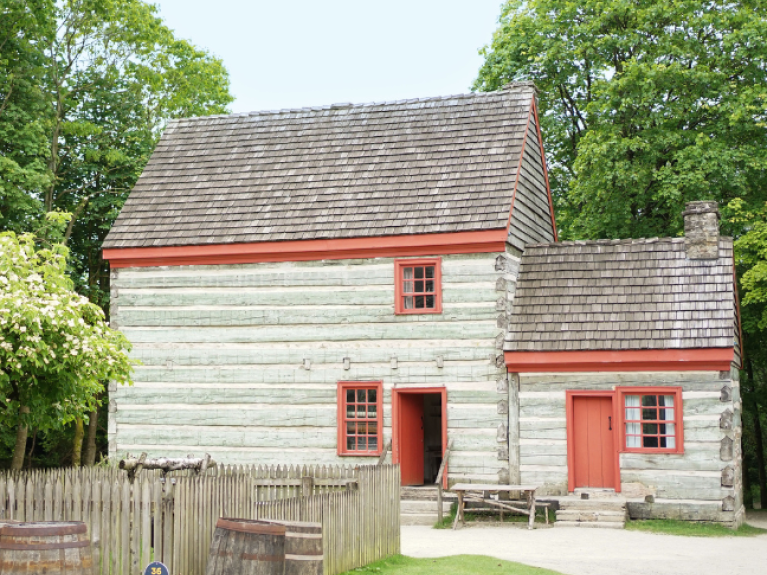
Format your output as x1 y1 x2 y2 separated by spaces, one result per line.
558 499 627 511
400 513 439 526
401 499 453 514
400 486 456 500
573 488 619 500
554 520 625 529
556 510 626 522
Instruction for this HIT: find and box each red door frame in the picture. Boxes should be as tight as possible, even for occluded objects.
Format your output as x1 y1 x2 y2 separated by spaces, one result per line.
392 387 448 487
566 390 621 493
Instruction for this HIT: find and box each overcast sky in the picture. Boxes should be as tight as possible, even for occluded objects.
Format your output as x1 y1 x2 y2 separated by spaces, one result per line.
151 0 504 113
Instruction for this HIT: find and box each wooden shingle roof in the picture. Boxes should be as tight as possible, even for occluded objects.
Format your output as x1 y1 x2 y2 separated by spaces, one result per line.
103 84 555 250
505 237 736 352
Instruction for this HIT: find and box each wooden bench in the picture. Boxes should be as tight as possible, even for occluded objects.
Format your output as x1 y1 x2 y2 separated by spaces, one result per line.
449 484 539 530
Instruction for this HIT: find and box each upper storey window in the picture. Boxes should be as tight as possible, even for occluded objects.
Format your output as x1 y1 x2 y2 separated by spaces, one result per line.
394 258 442 314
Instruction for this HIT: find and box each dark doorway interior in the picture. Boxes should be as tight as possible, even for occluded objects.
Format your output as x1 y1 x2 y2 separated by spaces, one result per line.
422 393 443 484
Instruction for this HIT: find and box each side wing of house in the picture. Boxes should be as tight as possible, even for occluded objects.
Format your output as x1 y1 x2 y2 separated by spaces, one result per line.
505 204 743 527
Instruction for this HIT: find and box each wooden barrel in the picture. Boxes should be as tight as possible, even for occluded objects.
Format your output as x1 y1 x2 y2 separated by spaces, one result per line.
206 518 286 575
280 521 323 575
0 521 92 575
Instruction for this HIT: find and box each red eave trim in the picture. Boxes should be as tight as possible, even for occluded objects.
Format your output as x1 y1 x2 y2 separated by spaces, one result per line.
505 348 734 373
103 229 509 268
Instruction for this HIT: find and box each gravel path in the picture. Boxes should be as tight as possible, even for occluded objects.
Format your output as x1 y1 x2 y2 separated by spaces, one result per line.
401 513 767 575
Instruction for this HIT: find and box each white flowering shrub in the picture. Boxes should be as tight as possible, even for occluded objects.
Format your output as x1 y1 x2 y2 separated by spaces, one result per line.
0 232 134 453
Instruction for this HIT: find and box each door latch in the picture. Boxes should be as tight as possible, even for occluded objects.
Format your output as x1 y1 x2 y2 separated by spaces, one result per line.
608 416 612 431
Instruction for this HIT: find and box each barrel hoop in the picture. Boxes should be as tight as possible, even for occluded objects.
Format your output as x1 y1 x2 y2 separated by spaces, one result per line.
240 553 284 562
0 540 90 550
216 519 286 536
0 523 87 536
285 532 322 539
285 553 324 560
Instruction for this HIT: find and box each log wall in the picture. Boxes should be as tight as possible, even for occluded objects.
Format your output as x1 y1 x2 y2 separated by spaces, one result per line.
110 252 517 484
517 368 743 525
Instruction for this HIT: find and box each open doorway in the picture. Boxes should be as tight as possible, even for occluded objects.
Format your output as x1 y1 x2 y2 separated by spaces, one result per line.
393 388 447 486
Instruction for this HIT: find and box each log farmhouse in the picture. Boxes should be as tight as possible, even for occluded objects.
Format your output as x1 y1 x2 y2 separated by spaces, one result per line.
102 83 744 526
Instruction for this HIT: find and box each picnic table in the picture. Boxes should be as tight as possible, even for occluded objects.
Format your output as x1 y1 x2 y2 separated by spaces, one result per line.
450 484 539 530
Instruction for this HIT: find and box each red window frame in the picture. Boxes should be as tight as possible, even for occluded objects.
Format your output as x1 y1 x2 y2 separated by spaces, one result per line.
337 381 383 456
617 387 684 454
394 258 442 315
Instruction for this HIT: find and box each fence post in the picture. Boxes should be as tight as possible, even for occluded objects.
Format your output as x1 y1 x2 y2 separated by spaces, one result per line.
301 476 314 498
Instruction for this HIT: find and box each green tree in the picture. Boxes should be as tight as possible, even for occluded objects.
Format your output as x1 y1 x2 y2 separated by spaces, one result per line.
476 0 767 506
1 0 233 466
732 200 767 507
475 0 767 240
0 227 134 470
0 0 54 232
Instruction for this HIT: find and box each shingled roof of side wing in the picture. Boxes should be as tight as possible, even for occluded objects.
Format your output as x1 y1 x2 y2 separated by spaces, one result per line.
103 83 554 249
505 237 736 351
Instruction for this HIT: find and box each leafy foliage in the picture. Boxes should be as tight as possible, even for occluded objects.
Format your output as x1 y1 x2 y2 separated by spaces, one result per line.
0 0 233 466
475 0 767 240
0 0 54 232
0 230 134 464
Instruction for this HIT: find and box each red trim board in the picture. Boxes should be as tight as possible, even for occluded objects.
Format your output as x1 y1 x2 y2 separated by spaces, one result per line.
505 348 734 372
103 229 509 268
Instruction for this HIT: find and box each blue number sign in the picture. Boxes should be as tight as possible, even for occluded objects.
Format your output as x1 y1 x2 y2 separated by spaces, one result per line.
144 561 169 575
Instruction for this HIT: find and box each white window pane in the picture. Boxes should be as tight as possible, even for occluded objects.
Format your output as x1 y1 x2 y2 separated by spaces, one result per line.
662 395 674 407
625 395 640 420
404 296 414 309
403 267 413 279
661 407 674 421
626 422 641 448
666 434 676 449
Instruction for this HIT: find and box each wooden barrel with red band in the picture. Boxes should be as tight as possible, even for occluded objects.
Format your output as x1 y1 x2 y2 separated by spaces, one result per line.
0 521 92 575
280 521 323 575
205 518 286 575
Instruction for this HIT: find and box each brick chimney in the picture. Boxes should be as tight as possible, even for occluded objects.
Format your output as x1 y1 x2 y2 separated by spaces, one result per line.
682 201 720 259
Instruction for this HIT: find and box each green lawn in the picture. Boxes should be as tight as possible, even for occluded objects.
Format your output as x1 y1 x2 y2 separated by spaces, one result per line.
341 555 564 575
625 519 767 537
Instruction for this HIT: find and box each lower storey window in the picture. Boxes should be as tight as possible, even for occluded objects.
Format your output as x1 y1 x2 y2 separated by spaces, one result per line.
623 391 680 451
337 382 383 455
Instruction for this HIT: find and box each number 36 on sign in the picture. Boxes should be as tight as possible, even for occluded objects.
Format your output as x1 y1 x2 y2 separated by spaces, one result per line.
144 561 169 575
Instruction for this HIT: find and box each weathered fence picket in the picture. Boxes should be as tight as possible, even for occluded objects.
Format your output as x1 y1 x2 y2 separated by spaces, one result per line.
0 464 399 575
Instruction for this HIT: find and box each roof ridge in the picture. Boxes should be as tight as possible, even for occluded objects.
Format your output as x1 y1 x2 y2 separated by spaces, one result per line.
167 86 535 125
526 236 686 249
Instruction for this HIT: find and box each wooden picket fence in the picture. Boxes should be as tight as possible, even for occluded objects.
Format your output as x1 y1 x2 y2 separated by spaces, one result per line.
0 463 400 575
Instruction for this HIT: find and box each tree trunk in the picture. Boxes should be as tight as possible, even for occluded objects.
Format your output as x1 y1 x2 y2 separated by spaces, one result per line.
83 408 98 466
26 429 37 469
746 357 767 509
743 440 753 509
72 417 84 467
11 406 30 471
753 403 767 509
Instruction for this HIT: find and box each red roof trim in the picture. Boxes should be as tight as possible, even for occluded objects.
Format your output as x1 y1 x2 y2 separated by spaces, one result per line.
103 229 509 268
505 348 734 373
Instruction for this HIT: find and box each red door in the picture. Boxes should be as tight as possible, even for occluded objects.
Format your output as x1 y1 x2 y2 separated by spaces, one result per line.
573 397 616 489
398 394 424 485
